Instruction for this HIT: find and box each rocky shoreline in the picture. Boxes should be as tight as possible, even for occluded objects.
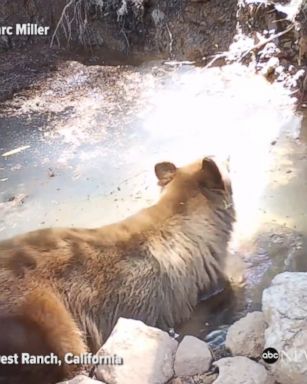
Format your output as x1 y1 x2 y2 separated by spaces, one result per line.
58 272 307 384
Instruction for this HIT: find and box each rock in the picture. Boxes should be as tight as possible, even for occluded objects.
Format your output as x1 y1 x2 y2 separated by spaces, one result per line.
225 311 266 358
262 272 307 384
151 9 165 26
261 57 280 77
57 375 102 384
174 336 212 377
213 356 273 384
95 317 178 384
195 372 219 384
169 379 184 384
288 64 296 75
275 65 284 76
294 68 306 81
169 371 218 384
276 72 287 82
259 42 280 59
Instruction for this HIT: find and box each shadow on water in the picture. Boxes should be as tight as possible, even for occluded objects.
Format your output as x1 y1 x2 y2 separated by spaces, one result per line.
1 58 307 345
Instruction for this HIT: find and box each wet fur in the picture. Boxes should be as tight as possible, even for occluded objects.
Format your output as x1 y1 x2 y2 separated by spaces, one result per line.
0 157 235 383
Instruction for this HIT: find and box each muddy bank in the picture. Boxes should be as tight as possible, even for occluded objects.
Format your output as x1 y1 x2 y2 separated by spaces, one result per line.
0 0 237 60
1 0 306 64
0 0 306 107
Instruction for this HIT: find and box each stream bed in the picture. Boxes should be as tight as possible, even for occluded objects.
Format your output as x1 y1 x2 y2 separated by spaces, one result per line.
0 58 306 347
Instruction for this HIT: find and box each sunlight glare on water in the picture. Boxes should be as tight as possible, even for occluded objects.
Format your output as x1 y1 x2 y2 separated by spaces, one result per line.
0 61 302 246
142 63 302 241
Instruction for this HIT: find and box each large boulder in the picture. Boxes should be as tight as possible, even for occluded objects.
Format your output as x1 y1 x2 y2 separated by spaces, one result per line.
225 311 266 358
95 317 178 384
262 272 307 384
213 356 273 384
174 335 212 377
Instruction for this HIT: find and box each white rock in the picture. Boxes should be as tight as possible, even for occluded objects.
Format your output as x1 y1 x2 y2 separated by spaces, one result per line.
225 311 266 358
95 317 178 384
213 356 273 384
262 272 307 384
174 335 212 377
261 57 280 77
57 375 102 384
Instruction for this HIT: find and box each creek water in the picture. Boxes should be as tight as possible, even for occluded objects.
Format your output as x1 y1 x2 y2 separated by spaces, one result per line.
0 59 306 347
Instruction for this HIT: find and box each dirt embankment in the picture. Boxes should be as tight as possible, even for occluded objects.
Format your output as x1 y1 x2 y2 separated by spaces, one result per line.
0 0 237 60
0 0 306 104
0 0 306 61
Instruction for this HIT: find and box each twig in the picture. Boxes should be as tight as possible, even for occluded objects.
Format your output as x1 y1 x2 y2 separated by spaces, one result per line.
204 52 229 69
203 24 294 69
239 23 294 61
166 23 173 57
120 28 130 53
50 0 74 47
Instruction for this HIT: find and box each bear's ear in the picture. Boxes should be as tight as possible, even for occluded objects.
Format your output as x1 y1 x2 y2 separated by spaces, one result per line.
201 157 225 190
154 162 177 186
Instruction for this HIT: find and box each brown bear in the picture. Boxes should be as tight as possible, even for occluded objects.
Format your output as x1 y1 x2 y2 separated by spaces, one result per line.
0 156 235 384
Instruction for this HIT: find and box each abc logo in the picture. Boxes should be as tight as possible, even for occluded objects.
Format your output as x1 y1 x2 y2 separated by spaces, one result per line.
262 347 279 364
